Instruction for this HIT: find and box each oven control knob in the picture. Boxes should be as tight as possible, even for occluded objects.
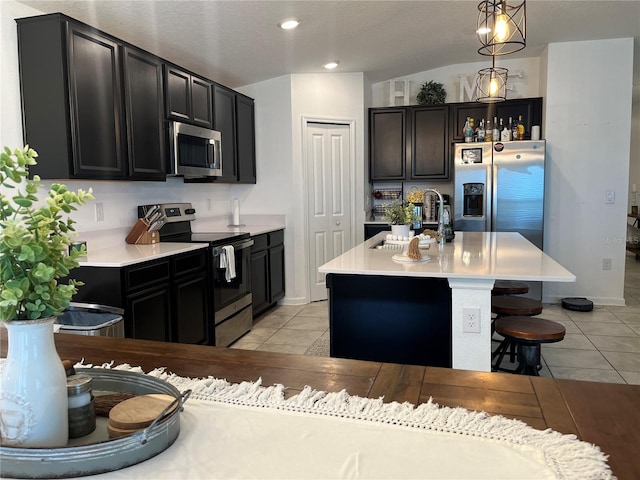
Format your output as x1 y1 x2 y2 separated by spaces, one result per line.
336 221 341 225
185 208 196 214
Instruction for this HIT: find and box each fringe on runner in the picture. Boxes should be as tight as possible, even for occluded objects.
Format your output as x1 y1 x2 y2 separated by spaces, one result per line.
80 361 615 480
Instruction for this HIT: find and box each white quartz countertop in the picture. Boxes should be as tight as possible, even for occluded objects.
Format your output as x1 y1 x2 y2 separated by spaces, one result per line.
77 243 209 267
74 221 285 267
319 231 575 282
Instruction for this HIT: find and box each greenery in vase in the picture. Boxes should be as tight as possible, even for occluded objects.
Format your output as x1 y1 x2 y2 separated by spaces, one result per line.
0 146 94 321
383 200 420 225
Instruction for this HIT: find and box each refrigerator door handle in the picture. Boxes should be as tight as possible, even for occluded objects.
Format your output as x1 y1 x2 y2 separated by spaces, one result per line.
491 164 498 232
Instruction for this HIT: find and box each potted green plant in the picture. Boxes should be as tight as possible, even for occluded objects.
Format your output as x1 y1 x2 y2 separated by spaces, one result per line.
416 81 447 105
383 199 420 238
0 145 94 447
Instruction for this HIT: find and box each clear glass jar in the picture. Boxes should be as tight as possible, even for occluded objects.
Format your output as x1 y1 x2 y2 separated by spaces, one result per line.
67 373 96 438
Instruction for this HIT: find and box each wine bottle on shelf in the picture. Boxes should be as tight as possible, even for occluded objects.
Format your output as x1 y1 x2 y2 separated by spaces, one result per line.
501 119 510 141
464 117 473 143
517 115 525 140
511 117 519 141
492 117 500 142
485 118 493 142
476 119 485 142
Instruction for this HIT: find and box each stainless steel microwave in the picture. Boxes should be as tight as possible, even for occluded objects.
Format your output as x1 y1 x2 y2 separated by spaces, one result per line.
168 121 222 178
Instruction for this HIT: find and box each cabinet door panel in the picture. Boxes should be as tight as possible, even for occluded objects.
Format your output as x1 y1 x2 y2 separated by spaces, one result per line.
123 47 166 179
250 250 269 316
127 286 171 341
411 106 449 179
191 76 213 128
173 272 210 345
68 24 126 178
269 244 285 304
236 95 256 184
165 66 191 122
213 85 238 182
370 109 406 180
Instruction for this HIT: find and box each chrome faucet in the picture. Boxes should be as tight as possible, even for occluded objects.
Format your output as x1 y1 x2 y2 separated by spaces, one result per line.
425 188 446 247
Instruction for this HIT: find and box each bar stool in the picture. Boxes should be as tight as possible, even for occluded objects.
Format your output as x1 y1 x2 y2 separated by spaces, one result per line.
492 280 529 296
491 295 543 362
492 316 565 375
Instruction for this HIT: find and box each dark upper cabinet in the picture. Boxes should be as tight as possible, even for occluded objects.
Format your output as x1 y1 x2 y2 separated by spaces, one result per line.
213 84 238 182
450 97 543 142
410 106 449 179
123 47 166 180
236 94 257 184
17 14 167 181
189 84 256 184
17 16 127 179
165 65 213 129
369 108 407 181
369 106 450 181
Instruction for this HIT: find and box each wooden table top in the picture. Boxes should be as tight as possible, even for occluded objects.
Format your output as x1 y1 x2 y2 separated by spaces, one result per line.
2 332 638 479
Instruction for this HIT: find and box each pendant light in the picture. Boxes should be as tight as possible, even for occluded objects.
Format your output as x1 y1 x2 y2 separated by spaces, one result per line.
475 56 508 103
477 0 526 56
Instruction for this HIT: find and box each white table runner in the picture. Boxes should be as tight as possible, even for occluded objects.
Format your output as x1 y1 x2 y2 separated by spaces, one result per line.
83 363 612 480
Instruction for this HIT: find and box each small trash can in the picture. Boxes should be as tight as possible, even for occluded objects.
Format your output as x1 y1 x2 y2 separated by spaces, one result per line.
56 302 124 337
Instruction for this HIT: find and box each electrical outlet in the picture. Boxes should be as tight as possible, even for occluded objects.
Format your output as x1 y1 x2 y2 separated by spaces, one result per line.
462 306 481 333
603 258 612 270
95 203 104 222
207 198 212 211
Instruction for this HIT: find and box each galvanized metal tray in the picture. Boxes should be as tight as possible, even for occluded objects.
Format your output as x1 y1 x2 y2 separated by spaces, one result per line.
0 368 190 479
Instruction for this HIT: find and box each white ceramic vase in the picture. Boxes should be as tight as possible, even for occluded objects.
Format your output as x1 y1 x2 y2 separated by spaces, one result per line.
391 224 411 239
0 317 68 447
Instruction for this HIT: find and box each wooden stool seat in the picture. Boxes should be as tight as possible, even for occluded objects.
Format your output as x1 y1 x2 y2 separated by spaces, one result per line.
492 316 566 375
494 317 566 342
491 296 543 316
492 280 529 295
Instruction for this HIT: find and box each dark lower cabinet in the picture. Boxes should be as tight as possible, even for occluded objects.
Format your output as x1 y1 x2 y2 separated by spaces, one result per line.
364 224 390 240
327 273 452 367
250 230 285 317
70 249 212 345
126 284 172 342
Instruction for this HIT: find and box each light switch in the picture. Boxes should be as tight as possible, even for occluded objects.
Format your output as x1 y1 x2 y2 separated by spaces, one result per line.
606 191 615 204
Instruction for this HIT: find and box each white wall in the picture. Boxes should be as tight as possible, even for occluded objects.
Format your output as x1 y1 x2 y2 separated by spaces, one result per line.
239 73 366 305
542 38 634 305
372 57 540 107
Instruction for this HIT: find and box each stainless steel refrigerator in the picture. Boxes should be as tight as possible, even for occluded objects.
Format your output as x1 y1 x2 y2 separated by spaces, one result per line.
453 140 546 298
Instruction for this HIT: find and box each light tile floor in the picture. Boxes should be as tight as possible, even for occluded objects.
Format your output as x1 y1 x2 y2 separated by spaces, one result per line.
232 251 640 385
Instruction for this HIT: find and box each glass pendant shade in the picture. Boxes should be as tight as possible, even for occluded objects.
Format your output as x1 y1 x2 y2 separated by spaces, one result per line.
477 0 526 56
476 63 508 103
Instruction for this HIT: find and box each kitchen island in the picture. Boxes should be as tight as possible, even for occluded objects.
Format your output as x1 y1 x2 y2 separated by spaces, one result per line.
319 231 575 372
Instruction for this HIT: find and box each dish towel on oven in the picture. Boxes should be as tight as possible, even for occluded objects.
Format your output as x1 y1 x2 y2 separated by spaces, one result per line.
220 245 236 282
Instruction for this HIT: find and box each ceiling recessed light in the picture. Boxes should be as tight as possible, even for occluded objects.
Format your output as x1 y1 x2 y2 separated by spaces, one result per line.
280 19 300 30
324 61 339 70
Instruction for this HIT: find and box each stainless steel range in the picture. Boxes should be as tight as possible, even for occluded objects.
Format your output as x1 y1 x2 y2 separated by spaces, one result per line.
138 203 253 347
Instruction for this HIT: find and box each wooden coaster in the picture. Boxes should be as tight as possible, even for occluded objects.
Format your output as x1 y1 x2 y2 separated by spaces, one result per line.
108 394 177 430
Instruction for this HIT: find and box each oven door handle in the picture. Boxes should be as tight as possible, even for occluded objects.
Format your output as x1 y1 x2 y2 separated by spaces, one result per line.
212 238 254 256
